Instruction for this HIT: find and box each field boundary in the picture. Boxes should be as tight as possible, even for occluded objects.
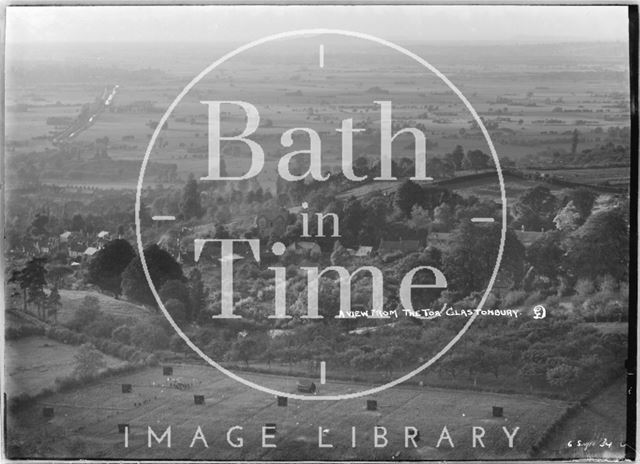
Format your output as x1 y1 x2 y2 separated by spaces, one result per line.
528 375 624 457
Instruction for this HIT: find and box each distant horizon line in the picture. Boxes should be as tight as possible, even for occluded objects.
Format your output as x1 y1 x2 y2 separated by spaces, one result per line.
6 38 628 46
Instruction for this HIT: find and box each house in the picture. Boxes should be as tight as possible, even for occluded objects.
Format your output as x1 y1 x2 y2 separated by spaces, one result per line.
84 247 98 257
60 231 73 243
354 246 373 257
515 230 544 247
378 239 422 255
256 208 288 239
97 231 110 239
68 248 83 259
288 241 322 257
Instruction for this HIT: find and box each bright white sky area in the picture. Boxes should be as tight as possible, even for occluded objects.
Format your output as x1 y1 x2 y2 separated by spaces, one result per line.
6 5 629 44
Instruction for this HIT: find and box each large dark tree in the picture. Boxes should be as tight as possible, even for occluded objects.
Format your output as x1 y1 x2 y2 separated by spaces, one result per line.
9 257 48 317
526 231 564 279
122 244 184 307
70 213 85 232
443 222 525 297
46 286 62 323
181 173 202 220
159 279 192 319
565 208 629 281
188 268 208 322
511 186 558 231
464 149 490 172
30 214 49 237
87 239 136 298
561 187 597 224
396 180 424 217
341 198 366 246
448 145 465 171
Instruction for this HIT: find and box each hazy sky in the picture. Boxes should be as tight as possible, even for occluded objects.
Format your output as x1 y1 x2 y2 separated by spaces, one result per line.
6 5 629 44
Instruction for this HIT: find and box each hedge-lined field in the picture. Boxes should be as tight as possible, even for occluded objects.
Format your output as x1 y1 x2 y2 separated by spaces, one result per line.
5 336 126 396
7 363 574 460
58 289 154 325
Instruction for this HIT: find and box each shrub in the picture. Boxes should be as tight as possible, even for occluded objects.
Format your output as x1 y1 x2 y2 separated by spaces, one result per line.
382 251 403 263
145 354 160 366
502 290 527 308
69 296 101 330
169 333 190 354
85 316 120 339
130 350 145 363
118 345 135 360
112 325 132 344
6 325 45 340
574 278 595 298
164 298 186 321
544 294 561 308
524 290 545 307
72 343 106 380
130 322 169 352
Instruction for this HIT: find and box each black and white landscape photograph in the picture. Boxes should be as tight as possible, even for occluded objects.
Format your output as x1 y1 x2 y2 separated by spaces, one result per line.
3 4 635 461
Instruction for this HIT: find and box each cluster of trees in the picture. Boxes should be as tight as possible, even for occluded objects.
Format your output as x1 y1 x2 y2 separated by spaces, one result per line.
87 239 209 322
167 305 625 397
6 188 136 255
9 257 61 322
68 295 171 353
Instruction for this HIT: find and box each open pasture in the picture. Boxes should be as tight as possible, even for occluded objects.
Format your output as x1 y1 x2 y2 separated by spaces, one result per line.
58 289 156 326
7 363 570 460
5 336 125 396
538 379 627 460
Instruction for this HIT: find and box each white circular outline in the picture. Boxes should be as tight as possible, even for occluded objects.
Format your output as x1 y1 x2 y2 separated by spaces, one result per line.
135 29 507 401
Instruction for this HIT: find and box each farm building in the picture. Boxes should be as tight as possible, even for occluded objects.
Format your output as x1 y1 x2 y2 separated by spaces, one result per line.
256 208 288 239
353 246 373 257
514 230 544 247
59 231 73 243
84 247 98 258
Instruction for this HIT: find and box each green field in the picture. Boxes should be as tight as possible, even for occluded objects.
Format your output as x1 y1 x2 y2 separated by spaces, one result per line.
58 289 155 325
7 362 571 460
539 379 627 460
5 336 126 396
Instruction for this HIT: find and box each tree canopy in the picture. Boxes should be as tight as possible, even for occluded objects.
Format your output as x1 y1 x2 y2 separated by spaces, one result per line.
87 238 136 297
122 244 184 307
